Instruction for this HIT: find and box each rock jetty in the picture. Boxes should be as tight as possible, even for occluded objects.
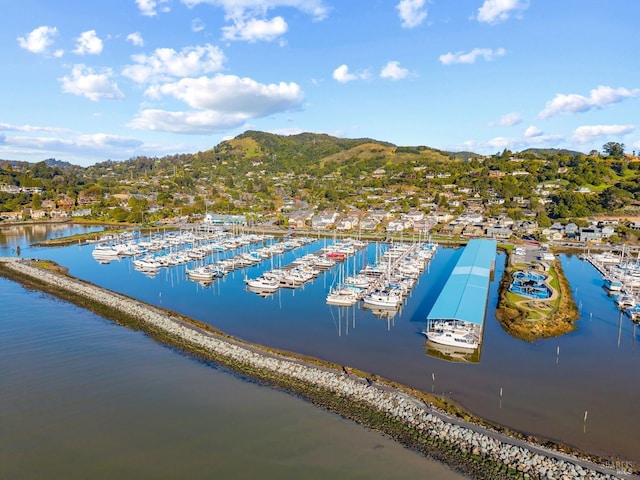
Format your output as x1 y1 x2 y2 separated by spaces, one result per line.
0 257 634 480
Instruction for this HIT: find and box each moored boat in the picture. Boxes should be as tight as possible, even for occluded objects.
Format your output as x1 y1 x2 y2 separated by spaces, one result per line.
422 322 478 350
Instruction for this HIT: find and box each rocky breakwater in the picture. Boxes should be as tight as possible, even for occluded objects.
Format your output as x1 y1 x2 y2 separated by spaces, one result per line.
0 257 634 480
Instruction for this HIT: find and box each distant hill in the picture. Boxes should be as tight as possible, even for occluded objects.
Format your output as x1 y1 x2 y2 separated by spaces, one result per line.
43 158 75 168
204 130 467 175
520 148 584 157
211 130 394 160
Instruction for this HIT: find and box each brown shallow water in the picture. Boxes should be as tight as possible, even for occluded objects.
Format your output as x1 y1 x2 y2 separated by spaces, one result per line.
0 278 467 479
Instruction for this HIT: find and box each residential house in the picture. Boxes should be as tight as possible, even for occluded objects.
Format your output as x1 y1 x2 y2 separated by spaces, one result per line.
41 200 56 210
49 210 69 219
288 210 314 229
386 219 409 233
541 227 564 241
401 210 424 223
457 213 484 224
311 210 339 230
462 224 484 237
71 208 92 218
335 213 361 232
550 222 565 237
360 216 380 231
564 223 579 239
514 220 539 235
485 226 512 239
0 212 22 221
579 227 602 243
600 225 616 239
427 211 453 225
0 184 22 194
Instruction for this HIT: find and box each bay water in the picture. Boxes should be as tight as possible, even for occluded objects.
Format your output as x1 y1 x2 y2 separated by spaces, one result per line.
2 224 639 471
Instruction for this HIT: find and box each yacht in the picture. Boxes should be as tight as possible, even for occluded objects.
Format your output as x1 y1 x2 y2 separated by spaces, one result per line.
422 322 479 350
362 289 402 309
92 244 121 259
245 275 280 292
326 285 360 306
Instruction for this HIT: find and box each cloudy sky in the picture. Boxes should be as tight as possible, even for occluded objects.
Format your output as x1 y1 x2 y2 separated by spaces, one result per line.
2 0 639 166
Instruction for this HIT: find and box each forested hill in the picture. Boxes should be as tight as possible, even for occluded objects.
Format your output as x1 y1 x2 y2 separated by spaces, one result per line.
194 130 470 175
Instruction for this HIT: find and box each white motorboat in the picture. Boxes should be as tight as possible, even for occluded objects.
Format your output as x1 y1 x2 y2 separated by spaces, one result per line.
92 244 121 259
245 275 280 292
362 290 402 309
326 285 359 306
422 323 478 350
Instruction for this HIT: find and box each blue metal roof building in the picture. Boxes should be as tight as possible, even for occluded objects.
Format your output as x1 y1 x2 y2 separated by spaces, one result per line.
426 239 497 330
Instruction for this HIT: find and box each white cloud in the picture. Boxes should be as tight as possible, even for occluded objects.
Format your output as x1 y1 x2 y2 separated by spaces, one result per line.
222 16 287 42
17 26 58 54
59 65 124 101
132 74 303 133
191 18 206 32
494 112 522 126
439 47 506 65
0 122 71 134
129 109 252 133
380 61 409 80
332 64 369 83
4 132 142 157
136 0 170 16
476 0 529 25
485 133 563 150
454 132 564 154
524 125 542 138
396 0 427 29
180 0 329 21
572 124 635 144
126 32 144 47
122 44 225 83
73 30 103 55
181 1 327 42
146 74 303 114
486 136 512 150
539 85 640 119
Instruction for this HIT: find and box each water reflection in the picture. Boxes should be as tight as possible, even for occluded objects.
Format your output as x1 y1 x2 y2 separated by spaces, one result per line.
424 339 482 364
3 224 640 465
0 223 104 256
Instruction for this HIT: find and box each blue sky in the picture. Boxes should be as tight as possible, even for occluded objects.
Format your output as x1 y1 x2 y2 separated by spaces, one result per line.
1 0 639 166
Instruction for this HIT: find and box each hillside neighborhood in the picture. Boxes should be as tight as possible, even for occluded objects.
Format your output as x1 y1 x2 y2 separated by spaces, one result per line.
1 131 639 246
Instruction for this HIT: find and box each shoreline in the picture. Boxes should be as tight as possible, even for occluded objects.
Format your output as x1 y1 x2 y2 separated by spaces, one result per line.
0 257 636 480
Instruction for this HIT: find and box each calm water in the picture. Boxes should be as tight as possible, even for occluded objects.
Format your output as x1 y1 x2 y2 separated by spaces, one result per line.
2 224 640 468
0 278 466 479
0 226 466 479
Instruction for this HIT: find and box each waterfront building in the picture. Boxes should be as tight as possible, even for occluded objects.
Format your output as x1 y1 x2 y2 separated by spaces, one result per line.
424 239 497 353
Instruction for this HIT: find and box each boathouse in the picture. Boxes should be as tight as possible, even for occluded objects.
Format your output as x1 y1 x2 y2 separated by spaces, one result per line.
426 239 497 338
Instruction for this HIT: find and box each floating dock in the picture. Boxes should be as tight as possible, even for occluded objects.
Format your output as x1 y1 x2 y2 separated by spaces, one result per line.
425 239 497 350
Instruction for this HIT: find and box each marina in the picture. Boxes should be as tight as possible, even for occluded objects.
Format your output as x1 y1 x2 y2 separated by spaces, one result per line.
584 246 640 319
1 224 640 470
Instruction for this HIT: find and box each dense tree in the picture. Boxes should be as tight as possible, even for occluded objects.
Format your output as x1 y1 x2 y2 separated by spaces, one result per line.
603 142 625 159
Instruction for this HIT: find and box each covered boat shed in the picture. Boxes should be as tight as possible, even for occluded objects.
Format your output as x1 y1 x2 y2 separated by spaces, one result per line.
426 239 497 331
